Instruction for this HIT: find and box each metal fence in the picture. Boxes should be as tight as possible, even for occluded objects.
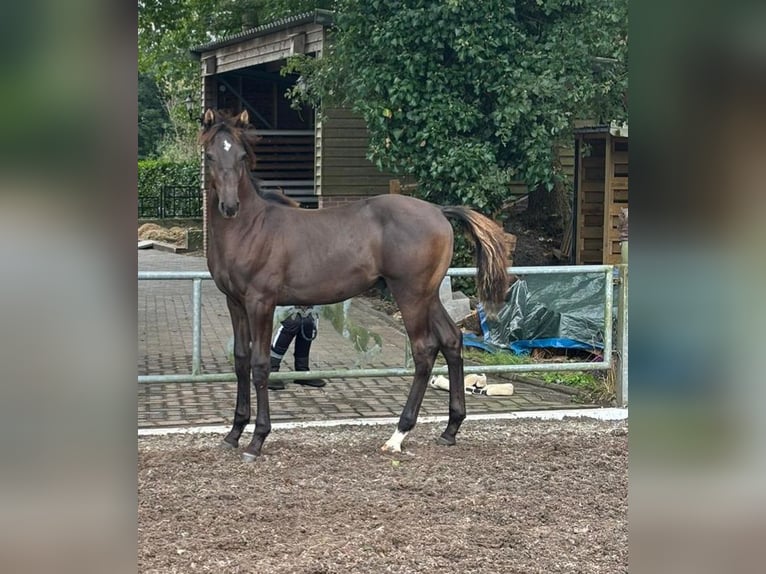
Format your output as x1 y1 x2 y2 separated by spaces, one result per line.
137 265 628 406
138 185 202 218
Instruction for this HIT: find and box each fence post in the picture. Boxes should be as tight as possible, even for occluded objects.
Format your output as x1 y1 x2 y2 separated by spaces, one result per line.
192 279 202 376
603 267 614 368
615 264 628 407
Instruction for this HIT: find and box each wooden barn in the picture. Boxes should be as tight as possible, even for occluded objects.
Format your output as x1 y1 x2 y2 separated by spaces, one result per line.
190 10 393 238
573 124 629 265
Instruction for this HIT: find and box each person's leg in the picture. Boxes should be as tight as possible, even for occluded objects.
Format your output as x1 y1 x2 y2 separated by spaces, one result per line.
268 317 300 390
293 315 326 388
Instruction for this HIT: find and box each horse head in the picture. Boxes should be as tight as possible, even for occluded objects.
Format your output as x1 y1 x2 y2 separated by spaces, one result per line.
200 109 251 218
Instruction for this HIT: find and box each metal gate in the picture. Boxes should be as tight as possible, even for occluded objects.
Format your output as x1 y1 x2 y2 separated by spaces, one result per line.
138 185 202 219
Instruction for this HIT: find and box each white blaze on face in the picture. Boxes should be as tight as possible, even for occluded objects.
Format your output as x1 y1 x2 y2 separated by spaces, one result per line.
382 429 408 453
223 139 232 152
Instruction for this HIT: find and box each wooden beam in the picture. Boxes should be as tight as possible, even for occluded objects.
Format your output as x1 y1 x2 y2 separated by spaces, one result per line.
290 33 306 55
203 56 216 75
216 75 273 129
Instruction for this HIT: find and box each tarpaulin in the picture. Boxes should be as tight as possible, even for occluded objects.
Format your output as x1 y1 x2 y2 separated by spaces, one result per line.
466 272 609 355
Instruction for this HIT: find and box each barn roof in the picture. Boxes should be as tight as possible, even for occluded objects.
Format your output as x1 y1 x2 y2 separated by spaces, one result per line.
190 9 334 56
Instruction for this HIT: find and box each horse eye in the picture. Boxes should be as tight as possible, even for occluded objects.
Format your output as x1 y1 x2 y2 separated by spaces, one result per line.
205 153 215 162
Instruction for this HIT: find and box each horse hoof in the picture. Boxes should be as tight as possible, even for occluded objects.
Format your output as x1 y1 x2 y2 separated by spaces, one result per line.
436 435 456 447
221 433 239 449
241 451 259 463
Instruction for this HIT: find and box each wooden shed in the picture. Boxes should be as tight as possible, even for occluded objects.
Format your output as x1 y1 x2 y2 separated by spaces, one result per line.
573 124 629 265
190 10 392 220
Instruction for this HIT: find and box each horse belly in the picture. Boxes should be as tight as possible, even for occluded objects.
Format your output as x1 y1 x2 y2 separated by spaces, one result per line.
279 254 379 305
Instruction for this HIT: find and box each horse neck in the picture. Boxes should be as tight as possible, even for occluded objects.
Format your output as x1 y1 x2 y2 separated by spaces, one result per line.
207 173 266 243
236 173 265 217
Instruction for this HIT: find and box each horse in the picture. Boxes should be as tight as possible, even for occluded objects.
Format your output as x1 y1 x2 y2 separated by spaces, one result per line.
200 108 510 462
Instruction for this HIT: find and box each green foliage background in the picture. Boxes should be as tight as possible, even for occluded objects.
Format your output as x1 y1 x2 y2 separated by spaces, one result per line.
138 1 332 161
138 1 626 288
138 159 200 203
139 0 626 209
138 72 169 159
286 0 627 215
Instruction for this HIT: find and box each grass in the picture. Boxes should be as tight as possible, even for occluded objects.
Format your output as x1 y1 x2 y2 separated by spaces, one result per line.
463 348 615 405
463 349 530 366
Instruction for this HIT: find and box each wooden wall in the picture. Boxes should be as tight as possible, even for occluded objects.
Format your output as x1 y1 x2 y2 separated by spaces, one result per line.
317 107 393 198
575 133 629 264
607 137 629 263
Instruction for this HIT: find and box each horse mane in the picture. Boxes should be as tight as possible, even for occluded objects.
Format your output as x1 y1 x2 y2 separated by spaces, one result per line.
260 189 301 207
249 174 300 207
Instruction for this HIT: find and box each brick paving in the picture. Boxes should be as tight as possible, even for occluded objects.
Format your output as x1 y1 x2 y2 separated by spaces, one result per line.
138 249 588 428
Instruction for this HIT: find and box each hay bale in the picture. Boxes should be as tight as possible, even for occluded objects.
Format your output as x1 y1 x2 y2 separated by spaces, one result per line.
137 223 163 239
138 223 187 245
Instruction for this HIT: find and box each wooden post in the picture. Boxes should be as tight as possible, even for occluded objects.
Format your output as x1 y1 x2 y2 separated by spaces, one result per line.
602 134 614 263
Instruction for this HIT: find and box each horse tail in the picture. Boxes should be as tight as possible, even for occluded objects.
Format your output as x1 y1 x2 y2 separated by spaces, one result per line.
441 206 510 306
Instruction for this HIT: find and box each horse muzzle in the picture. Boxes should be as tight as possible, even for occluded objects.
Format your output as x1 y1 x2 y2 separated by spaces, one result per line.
219 200 240 218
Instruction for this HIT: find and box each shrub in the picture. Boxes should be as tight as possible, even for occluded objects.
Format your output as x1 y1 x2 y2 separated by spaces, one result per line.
138 159 199 202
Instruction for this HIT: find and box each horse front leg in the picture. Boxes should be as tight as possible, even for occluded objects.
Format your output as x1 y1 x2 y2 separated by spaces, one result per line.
241 298 275 462
223 297 251 448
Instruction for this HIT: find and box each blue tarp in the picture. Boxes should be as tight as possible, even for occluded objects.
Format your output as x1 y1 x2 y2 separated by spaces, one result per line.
466 272 609 355
462 332 601 355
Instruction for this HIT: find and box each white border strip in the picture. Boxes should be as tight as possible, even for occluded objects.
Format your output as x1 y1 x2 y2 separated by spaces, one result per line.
138 408 628 437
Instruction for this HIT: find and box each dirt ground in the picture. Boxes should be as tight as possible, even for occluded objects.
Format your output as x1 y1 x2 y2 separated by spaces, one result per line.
138 418 627 573
505 218 559 267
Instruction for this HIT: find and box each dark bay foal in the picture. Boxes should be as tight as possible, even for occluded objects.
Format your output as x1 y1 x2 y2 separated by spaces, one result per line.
201 109 510 461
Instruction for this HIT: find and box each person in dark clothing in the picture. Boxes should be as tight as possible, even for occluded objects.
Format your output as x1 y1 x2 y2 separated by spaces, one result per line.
268 306 326 390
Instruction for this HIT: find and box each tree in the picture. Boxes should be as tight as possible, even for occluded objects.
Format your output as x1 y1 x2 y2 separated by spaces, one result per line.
138 72 168 159
139 0 259 97
286 0 627 219
138 1 332 160
138 0 332 158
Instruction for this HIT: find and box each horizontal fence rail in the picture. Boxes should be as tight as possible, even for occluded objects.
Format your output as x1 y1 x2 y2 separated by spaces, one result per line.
138 265 628 405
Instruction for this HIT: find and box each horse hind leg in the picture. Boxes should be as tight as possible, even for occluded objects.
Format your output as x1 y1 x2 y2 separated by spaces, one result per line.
382 303 440 453
432 306 466 446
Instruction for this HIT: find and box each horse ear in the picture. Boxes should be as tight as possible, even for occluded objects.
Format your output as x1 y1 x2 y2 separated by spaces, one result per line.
236 110 250 127
203 109 216 128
